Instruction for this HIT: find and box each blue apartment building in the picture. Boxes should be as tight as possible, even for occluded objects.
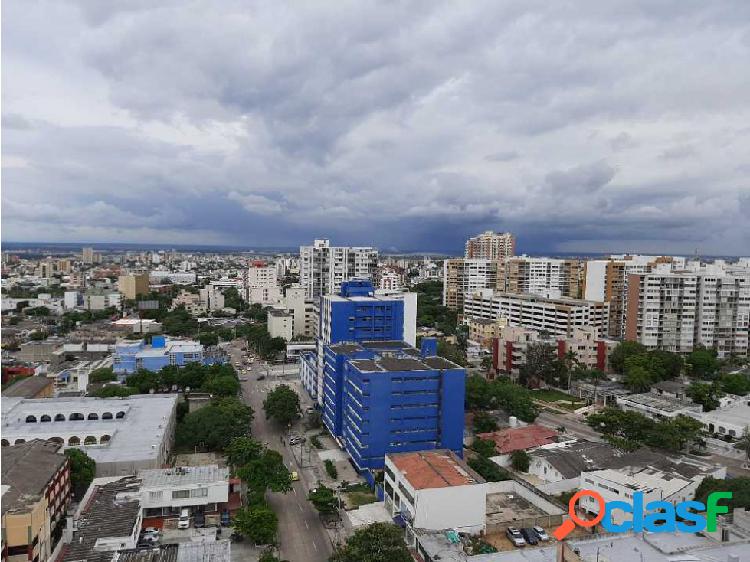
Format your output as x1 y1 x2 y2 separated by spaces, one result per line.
300 279 416 401
321 338 465 473
113 335 227 375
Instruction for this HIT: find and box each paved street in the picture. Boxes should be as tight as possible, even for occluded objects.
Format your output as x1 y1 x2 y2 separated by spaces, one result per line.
228 342 333 562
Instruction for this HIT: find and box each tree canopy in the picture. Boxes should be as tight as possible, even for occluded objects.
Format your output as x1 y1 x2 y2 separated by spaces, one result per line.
65 448 96 499
263 384 301 427
465 375 539 422
176 397 253 451
308 485 339 515
695 477 750 510
233 504 278 545
331 523 412 562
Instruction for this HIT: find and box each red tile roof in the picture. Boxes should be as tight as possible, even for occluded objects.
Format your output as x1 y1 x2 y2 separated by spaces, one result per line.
390 450 483 490
477 425 557 454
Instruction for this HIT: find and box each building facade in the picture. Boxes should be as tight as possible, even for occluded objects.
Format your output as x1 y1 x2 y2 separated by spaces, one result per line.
113 336 226 375
246 263 282 305
117 274 149 300
498 257 583 300
299 239 378 299
321 338 465 472
625 272 749 356
464 231 515 260
464 290 609 338
443 259 498 313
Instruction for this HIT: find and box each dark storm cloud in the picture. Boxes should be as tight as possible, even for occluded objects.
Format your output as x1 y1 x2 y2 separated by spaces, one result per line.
2 0 749 254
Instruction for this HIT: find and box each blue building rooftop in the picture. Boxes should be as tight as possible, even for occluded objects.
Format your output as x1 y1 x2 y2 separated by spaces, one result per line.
113 336 226 375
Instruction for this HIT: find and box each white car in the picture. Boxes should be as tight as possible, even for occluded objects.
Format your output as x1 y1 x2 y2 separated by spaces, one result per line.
533 526 550 541
506 527 526 547
177 508 190 530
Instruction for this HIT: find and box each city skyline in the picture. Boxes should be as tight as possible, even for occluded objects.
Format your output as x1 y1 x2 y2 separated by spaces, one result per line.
3 1 749 254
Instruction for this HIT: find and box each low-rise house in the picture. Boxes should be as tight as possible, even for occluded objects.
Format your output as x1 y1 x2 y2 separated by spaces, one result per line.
1 376 54 399
139 465 230 528
113 336 226 375
476 425 558 467
616 388 701 420
691 395 750 439
383 450 487 545
1 440 71 562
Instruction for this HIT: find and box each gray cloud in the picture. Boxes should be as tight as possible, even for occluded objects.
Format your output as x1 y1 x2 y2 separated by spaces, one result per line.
2 0 749 254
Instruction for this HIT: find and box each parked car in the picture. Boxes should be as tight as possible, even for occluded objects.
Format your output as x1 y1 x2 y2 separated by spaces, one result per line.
177 508 190 530
291 471 299 481
194 512 205 528
142 527 160 536
139 534 159 544
506 527 526 547
289 436 305 445
220 510 231 527
533 526 550 541
521 528 539 545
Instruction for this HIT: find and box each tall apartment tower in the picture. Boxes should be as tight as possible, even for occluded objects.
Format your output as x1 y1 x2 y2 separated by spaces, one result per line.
625 272 749 357
443 259 498 313
299 239 378 299
81 247 95 264
464 231 515 260
117 273 150 300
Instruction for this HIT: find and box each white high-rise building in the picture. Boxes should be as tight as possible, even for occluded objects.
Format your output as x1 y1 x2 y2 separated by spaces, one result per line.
299 239 378 299
246 263 282 305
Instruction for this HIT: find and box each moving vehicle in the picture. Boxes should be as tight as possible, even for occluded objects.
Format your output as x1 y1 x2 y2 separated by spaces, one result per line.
291 471 299 481
506 527 526 547
533 526 550 541
521 528 539 545
177 508 190 530
289 435 305 445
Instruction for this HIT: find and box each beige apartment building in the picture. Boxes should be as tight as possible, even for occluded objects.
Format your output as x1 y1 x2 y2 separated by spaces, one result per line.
464 231 515 260
465 317 507 349
117 273 149 300
443 259 498 313
498 257 584 299
625 271 749 357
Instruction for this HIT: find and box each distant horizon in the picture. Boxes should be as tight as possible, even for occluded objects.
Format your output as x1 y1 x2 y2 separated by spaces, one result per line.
2 240 746 260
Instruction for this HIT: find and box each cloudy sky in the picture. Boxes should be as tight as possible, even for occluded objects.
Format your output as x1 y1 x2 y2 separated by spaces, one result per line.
3 1 749 255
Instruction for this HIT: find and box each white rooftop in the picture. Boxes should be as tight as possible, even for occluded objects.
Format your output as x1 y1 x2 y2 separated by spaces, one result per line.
1 394 177 464
139 464 228 488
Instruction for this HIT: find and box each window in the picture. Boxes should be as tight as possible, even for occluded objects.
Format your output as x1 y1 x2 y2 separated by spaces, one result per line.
149 491 163 501
172 490 190 499
190 488 209 498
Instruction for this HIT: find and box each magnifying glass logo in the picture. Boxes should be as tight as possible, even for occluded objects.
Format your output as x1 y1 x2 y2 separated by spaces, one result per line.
553 489 606 540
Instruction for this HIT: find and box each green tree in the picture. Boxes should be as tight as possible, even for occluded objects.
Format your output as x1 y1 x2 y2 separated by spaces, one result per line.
647 350 683 380
437 340 467 366
324 459 338 479
695 477 750 510
609 341 647 374
624 365 654 392
686 347 719 378
263 384 301 427
510 450 530 472
203 375 240 397
734 426 750 464
720 373 750 396
237 449 292 494
308 485 339 515
125 369 160 393
233 504 278 545
258 549 283 562
518 342 561 387
331 522 412 562
473 411 498 434
687 381 724 412
91 385 138 398
89 368 116 384
467 456 511 482
199 332 219 346
471 438 497 458
176 397 253 451
465 375 493 410
29 330 47 341
64 448 96 499
225 436 264 469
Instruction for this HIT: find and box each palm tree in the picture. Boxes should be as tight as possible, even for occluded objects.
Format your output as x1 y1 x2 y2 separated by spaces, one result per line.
737 426 750 469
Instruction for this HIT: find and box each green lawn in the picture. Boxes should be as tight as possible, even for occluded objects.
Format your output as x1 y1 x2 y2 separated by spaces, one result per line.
344 490 377 509
531 389 585 410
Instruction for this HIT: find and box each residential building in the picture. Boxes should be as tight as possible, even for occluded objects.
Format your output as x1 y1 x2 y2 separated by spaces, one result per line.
63 291 80 310
1 394 178 476
267 309 293 342
375 266 404 291
578 458 726 525
83 289 121 311
171 290 205 315
465 290 609 338
690 395 750 439
476 425 558 467
113 336 226 375
139 465 230 528
464 231 515 260
299 239 378 299
464 317 506 350
246 263 281 305
616 388 702 420
498 257 584 299
625 271 750 356
320 338 465 473
111 317 163 334
283 284 316 338
81 247 95 264
148 271 197 285
1 440 71 562
443 259 498 313
117 274 149 300
61 476 142 562
383 450 487 542
199 284 225 312
584 255 679 339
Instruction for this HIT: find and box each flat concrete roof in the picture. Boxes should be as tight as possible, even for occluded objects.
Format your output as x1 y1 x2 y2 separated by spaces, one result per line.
2 394 177 465
139 464 228 488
